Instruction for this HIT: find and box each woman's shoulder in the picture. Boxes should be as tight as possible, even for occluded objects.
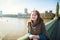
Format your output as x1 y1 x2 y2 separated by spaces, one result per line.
28 22 31 24
27 22 31 27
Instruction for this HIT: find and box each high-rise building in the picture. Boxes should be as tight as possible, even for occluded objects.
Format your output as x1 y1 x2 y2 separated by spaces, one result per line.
24 8 28 14
49 10 52 13
45 11 48 13
0 10 2 17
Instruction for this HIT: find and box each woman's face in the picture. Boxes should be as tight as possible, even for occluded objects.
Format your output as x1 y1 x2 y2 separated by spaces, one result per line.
31 11 38 21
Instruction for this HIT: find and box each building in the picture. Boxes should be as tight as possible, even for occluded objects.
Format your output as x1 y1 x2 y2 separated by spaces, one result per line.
0 10 2 17
18 9 55 19
24 8 28 14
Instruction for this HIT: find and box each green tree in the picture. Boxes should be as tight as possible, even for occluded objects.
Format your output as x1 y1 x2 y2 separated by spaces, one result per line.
56 2 59 18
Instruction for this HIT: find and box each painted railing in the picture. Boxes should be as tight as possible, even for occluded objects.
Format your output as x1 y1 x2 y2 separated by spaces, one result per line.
17 18 58 40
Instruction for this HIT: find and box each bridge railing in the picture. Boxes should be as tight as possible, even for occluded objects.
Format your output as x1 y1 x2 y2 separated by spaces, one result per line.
17 18 58 40
45 18 57 36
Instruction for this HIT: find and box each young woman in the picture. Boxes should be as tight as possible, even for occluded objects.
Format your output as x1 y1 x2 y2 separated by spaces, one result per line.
27 10 50 40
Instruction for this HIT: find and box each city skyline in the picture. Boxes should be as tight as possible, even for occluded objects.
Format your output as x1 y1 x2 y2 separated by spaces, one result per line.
0 0 60 14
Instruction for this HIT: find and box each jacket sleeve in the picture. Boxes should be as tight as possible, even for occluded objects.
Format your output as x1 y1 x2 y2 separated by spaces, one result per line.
41 22 50 39
27 22 30 35
27 22 30 33
41 22 46 34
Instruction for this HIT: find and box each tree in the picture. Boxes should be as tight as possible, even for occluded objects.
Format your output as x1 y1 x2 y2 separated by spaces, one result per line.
56 2 59 18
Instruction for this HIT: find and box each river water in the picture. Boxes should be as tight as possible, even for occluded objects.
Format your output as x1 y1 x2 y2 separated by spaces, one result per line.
0 17 28 40
0 17 51 40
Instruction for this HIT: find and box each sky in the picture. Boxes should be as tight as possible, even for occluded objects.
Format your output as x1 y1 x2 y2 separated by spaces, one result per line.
0 0 60 14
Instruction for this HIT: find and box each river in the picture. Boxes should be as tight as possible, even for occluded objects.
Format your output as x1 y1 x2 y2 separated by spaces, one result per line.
0 17 51 40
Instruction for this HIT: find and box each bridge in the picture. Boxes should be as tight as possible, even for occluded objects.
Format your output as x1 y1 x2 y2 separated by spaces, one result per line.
50 18 60 40
17 17 60 40
17 2 60 40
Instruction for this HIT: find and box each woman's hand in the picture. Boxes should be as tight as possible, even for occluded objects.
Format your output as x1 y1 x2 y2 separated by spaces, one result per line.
33 38 38 40
29 35 40 39
29 34 35 39
33 35 40 39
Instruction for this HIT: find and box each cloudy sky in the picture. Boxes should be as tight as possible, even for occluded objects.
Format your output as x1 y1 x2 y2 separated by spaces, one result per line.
0 0 60 14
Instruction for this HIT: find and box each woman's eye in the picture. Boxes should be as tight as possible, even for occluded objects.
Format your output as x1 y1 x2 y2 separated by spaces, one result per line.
32 14 36 16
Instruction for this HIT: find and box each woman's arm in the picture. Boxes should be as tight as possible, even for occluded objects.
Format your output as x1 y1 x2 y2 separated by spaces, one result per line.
41 22 50 39
27 22 30 33
27 22 31 35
